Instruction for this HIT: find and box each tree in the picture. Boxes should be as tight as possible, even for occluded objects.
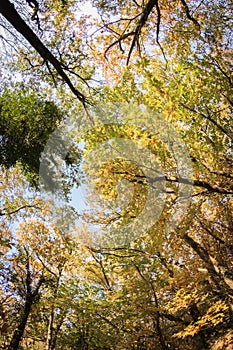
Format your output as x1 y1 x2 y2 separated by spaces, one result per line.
0 167 82 350
0 0 87 104
0 88 64 182
74 5 233 344
0 1 232 349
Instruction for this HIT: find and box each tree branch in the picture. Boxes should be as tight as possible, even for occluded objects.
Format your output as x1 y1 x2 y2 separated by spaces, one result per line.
0 204 40 216
180 0 200 29
127 0 162 64
180 103 233 141
0 0 87 105
113 169 233 194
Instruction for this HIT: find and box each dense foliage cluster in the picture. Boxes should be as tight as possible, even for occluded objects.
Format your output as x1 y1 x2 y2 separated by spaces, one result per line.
0 1 232 349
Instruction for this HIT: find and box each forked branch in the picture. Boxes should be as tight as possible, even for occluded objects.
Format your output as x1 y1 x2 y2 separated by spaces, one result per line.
0 0 87 105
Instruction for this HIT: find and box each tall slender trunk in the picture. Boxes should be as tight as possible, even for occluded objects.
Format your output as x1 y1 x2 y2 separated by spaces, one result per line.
8 298 32 350
49 314 66 350
8 250 44 350
8 276 44 350
151 288 168 350
134 264 168 350
46 271 63 350
46 307 55 350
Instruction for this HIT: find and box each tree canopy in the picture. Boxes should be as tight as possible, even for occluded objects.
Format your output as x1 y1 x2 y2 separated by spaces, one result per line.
0 1 232 350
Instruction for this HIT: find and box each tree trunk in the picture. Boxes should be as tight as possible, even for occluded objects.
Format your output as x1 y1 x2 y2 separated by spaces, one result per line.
8 257 44 350
49 317 65 350
8 298 32 350
46 308 54 350
183 234 233 296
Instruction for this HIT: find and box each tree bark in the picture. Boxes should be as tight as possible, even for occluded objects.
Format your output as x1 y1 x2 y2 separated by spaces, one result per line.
8 298 32 350
183 234 233 296
8 252 44 350
46 308 55 350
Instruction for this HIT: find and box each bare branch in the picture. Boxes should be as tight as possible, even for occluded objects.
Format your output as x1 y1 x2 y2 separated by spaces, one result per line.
180 0 200 29
127 0 161 64
0 0 87 105
113 169 233 194
104 31 136 59
0 204 41 216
